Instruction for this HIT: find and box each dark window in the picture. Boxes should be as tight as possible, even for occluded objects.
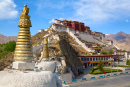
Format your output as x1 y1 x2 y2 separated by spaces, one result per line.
86 58 89 61
101 57 103 60
81 58 84 61
90 58 92 61
84 58 87 61
93 58 95 61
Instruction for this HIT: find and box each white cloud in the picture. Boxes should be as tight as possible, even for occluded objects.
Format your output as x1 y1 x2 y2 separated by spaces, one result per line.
0 0 18 19
49 19 54 23
36 0 130 24
72 0 130 23
126 19 129 22
49 18 63 23
105 34 110 35
59 18 63 20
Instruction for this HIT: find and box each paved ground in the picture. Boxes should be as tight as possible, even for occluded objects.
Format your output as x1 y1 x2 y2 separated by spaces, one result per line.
69 74 130 87
76 67 92 79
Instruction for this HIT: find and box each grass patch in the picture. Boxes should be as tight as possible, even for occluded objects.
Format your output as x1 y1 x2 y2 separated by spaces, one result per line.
89 68 122 74
115 65 130 68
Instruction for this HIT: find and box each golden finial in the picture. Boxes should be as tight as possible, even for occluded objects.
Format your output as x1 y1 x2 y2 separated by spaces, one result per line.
24 4 27 7
42 37 49 59
44 37 48 45
22 4 29 15
18 4 31 28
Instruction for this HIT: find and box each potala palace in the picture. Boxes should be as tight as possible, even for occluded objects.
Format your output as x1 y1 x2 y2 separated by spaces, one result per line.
39 19 117 52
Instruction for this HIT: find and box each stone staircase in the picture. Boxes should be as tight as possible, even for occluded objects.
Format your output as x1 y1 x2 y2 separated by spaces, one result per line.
67 31 94 52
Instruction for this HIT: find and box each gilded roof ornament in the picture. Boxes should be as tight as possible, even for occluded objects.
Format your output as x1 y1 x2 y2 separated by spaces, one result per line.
44 37 48 45
18 4 32 28
22 4 29 15
14 4 33 62
42 37 49 59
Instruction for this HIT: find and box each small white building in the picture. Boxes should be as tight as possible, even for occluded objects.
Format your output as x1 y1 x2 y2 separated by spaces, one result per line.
106 40 113 45
114 51 130 59
38 29 48 32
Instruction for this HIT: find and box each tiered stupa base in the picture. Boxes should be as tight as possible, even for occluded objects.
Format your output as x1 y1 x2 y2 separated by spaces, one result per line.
13 62 35 70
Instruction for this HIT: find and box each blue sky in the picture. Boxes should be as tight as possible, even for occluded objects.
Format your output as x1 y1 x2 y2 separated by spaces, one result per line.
0 0 130 36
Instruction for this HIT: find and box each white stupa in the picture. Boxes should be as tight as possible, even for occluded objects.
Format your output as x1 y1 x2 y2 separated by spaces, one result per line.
0 5 62 87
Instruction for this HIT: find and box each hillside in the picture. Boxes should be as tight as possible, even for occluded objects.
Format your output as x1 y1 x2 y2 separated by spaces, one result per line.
106 31 130 51
0 34 17 44
31 30 49 46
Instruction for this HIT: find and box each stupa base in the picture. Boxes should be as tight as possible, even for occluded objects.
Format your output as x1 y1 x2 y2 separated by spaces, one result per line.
12 62 35 70
42 58 49 61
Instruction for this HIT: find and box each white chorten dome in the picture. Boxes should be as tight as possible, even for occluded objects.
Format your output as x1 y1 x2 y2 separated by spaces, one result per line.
0 70 61 87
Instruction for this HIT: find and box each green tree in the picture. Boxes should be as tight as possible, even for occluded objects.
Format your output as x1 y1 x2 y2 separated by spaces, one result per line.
126 59 130 65
97 58 104 72
100 50 107 55
108 50 113 55
0 49 2 53
0 51 9 59
0 41 16 60
4 41 16 52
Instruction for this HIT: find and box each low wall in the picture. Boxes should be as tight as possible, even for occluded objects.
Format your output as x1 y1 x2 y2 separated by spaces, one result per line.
60 73 72 82
64 71 129 84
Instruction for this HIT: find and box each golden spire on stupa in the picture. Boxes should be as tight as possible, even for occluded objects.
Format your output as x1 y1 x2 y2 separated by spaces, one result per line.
14 4 33 62
42 37 49 60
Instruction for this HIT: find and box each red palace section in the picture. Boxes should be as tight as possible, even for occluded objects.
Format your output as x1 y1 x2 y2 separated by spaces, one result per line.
61 20 88 32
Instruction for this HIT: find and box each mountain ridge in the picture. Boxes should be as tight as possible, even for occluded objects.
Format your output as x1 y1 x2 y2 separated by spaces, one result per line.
0 34 17 44
106 31 130 51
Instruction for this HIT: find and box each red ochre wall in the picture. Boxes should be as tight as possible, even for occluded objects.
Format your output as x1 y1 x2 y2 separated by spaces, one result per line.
80 23 85 32
62 20 86 32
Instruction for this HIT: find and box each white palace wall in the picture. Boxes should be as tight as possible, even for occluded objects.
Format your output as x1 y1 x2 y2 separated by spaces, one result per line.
52 24 106 51
78 32 104 45
67 28 93 52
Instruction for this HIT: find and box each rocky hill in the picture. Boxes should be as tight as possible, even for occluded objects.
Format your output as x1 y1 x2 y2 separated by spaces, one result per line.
0 52 14 70
0 30 84 71
0 34 17 44
106 31 130 51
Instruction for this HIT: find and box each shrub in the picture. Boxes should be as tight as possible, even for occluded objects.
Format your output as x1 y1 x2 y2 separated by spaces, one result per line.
89 68 121 74
0 41 16 60
0 51 9 59
126 59 130 65
89 67 99 74
97 58 104 72
78 54 81 56
108 50 113 55
89 68 94 74
4 41 16 52
100 50 107 55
